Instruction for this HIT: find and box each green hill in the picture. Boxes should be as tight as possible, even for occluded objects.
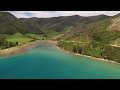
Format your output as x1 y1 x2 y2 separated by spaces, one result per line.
0 11 120 62
0 12 30 34
20 14 109 33
0 12 44 35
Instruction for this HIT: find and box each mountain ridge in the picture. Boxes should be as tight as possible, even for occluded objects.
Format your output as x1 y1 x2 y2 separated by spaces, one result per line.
0 12 120 62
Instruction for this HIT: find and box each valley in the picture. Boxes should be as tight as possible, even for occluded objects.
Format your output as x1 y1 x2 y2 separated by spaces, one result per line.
0 12 120 63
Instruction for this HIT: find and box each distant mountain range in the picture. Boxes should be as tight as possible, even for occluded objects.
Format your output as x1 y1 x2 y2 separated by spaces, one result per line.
0 12 120 62
0 12 120 44
19 14 109 33
0 12 120 35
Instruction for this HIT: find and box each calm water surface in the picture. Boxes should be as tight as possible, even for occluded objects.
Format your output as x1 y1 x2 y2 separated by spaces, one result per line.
0 41 120 79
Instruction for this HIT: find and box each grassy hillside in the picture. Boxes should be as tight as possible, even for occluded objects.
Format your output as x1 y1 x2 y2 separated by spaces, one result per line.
56 15 120 62
107 14 120 31
0 12 31 34
20 14 109 34
0 12 45 35
0 12 120 62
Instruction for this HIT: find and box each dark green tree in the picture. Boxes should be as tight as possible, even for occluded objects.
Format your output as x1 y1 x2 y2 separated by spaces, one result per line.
78 45 82 54
73 45 77 53
0 35 6 45
16 41 19 45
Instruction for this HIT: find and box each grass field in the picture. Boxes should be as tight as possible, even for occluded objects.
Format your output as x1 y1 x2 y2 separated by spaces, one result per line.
6 33 33 44
4 32 65 44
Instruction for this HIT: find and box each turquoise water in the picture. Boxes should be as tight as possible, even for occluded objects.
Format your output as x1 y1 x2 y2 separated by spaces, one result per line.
0 41 120 79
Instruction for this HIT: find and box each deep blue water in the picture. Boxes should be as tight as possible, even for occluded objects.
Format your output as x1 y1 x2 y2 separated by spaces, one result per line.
0 41 120 79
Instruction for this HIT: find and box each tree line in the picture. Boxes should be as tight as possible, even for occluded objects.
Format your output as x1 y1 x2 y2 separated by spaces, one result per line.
0 35 18 50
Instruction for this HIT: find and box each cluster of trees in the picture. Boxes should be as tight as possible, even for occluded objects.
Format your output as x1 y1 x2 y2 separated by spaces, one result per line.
0 40 18 49
0 35 18 50
57 39 120 63
92 30 120 43
27 36 39 40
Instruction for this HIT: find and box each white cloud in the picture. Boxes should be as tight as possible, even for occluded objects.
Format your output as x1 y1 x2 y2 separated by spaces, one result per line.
9 11 30 18
8 11 120 18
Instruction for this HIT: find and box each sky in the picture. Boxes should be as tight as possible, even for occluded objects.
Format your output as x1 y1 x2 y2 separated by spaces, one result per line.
8 11 120 18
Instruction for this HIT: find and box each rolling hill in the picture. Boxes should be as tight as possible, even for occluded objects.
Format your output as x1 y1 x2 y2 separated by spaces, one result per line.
0 11 120 62
0 12 44 35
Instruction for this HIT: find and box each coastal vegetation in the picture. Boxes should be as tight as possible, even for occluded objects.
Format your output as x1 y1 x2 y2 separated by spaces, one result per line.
0 12 120 63
0 34 18 49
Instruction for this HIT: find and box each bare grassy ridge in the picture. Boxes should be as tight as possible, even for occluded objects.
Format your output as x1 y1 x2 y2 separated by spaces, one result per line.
108 16 120 31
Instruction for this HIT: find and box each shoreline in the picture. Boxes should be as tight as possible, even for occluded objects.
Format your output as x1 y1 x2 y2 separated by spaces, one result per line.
0 40 39 57
0 40 57 57
55 45 120 65
0 40 119 65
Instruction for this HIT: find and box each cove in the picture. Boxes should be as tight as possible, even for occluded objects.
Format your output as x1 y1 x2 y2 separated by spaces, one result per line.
0 41 120 79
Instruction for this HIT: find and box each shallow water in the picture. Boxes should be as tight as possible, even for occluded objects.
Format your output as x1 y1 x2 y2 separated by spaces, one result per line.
0 41 120 79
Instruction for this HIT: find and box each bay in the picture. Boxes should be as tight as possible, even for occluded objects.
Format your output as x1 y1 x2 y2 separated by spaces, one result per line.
0 41 120 79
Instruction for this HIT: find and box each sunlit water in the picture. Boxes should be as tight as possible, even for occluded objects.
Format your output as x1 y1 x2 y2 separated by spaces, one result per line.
0 41 120 79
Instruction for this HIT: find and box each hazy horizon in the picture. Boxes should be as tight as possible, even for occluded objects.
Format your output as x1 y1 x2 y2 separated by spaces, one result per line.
6 11 120 18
